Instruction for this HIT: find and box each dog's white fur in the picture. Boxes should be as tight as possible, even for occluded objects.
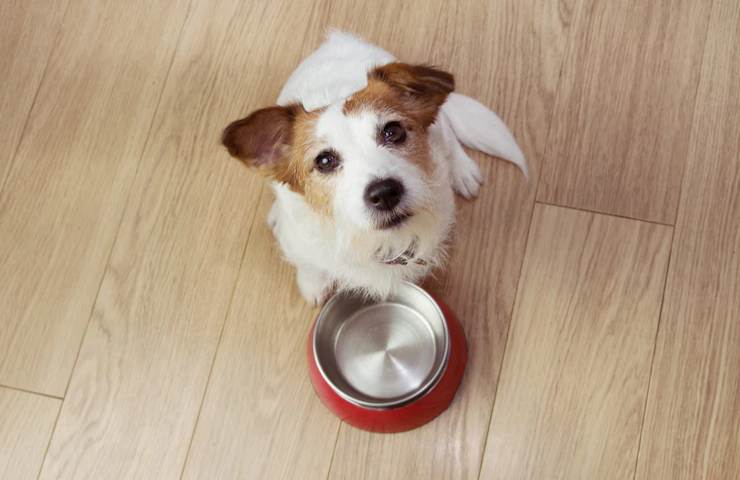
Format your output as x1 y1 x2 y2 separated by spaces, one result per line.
264 31 526 304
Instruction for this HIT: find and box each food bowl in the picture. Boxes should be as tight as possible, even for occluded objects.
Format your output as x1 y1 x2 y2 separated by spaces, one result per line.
308 282 467 433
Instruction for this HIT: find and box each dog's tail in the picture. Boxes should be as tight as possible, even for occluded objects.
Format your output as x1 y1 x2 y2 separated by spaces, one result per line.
441 92 528 178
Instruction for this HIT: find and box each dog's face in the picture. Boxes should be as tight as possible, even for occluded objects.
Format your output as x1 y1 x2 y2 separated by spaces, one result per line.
222 63 453 232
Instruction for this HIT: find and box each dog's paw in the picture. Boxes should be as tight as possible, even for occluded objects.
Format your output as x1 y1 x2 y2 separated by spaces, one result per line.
296 268 332 307
447 134 484 199
452 157 483 199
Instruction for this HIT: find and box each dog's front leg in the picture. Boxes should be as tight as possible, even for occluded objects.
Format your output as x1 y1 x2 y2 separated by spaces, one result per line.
437 112 483 199
296 266 333 307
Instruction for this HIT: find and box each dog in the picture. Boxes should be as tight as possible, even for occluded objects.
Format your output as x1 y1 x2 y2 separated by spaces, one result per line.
222 31 527 304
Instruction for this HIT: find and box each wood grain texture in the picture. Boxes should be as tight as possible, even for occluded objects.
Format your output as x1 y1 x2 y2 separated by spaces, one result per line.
0 387 60 480
39 1 328 478
181 193 339 480
0 0 68 188
1 0 737 478
538 0 712 224
635 1 740 478
327 1 578 479
479 204 672 479
0 0 190 396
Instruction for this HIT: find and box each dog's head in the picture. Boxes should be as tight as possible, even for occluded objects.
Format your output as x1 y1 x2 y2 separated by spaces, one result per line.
222 63 453 232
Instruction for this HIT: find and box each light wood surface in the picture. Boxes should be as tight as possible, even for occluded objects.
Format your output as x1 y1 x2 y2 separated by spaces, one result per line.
0 0 190 396
0 0 738 478
480 204 672 479
0 0 68 188
38 0 312 477
538 0 712 224
635 1 740 478
0 387 60 480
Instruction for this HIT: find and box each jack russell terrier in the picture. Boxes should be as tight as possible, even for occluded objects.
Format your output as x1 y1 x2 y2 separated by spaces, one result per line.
222 31 527 304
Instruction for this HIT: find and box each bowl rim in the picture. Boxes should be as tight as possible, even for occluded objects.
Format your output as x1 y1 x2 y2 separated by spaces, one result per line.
312 281 450 409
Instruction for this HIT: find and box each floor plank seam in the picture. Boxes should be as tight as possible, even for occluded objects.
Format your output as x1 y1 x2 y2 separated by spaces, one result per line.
535 200 674 227
627 4 716 471
0 0 72 196
629 224 677 480
177 183 265 480
34 2 196 475
57 0 195 403
475 2 586 473
34 393 64 480
664 0 716 228
474 194 539 480
531 0 583 207
323 421 343 480
2 1 729 478
0 384 63 401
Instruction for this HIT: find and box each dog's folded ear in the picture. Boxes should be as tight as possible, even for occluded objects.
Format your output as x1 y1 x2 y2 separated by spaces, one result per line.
369 63 454 125
221 105 301 168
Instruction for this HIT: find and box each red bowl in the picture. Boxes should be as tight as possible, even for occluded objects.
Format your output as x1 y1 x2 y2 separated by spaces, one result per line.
307 283 467 433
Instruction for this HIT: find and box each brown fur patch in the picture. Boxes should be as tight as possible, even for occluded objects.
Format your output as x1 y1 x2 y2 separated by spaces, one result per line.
404 128 434 175
222 105 299 166
347 63 455 127
343 80 403 116
270 109 334 216
303 175 334 216
222 105 334 216
294 113 335 215
343 80 437 174
268 109 315 192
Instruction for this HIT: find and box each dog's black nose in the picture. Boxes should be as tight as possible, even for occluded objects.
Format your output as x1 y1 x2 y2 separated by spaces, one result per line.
364 178 405 211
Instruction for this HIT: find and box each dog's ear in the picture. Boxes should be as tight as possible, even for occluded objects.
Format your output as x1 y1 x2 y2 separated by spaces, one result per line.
221 105 301 168
369 63 454 125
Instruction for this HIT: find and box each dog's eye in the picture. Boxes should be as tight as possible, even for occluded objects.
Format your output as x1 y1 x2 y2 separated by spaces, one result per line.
315 150 340 173
381 121 406 144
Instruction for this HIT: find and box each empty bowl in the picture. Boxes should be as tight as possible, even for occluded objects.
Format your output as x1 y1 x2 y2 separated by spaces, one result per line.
308 281 467 433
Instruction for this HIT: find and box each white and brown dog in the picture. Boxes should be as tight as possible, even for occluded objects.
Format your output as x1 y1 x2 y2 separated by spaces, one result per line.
222 31 527 304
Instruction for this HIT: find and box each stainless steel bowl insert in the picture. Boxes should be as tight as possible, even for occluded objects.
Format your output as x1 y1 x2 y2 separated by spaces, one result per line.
313 282 449 409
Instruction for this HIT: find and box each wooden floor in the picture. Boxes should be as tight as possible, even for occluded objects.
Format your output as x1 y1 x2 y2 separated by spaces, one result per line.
1 0 737 478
